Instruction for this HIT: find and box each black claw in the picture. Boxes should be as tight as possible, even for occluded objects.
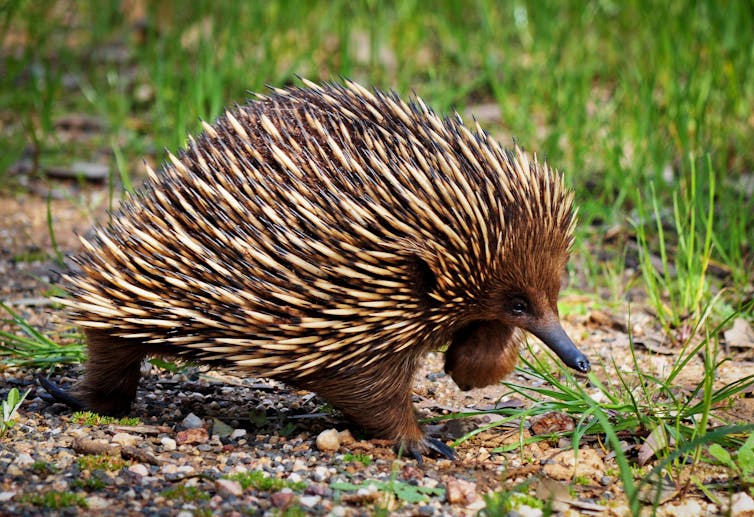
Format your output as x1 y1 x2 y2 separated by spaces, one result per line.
410 448 425 466
37 374 84 410
426 438 456 460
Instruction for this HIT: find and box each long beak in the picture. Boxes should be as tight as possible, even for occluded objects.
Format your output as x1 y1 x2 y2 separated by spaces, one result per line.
527 320 590 373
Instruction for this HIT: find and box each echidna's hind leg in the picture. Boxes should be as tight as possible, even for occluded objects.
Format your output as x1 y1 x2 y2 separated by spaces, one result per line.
74 328 148 416
41 328 148 416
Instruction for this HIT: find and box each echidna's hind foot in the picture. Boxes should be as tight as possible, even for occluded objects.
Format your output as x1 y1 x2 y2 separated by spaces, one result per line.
42 328 148 416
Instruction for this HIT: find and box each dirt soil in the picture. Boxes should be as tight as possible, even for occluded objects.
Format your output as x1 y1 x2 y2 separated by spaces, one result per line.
0 183 752 516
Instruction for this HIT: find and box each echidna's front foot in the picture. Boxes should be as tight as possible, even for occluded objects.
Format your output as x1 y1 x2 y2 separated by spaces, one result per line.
398 436 456 464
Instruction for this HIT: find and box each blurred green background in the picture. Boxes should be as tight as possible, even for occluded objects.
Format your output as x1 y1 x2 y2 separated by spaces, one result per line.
1 0 752 325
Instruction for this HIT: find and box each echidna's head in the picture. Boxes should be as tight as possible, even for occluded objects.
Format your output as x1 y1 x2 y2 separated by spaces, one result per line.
401 142 590 391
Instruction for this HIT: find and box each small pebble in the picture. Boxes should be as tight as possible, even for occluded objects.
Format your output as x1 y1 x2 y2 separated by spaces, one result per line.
86 496 109 510
215 478 243 497
230 428 247 440
14 453 34 466
313 466 330 482
182 413 203 429
161 437 177 451
271 490 294 508
445 477 479 505
299 495 322 508
176 427 209 445
731 492 754 516
112 432 138 447
316 429 340 452
211 418 233 437
129 463 148 476
0 491 17 502
330 506 347 517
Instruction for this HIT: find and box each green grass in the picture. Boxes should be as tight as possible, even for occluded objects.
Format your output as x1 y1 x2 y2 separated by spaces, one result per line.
1 0 753 514
71 410 140 427
0 302 85 366
224 470 306 492
76 453 128 472
1 386 29 437
1 0 750 315
19 491 88 510
160 484 210 503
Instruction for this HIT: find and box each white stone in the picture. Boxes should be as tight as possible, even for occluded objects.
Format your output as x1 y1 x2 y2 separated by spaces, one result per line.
315 428 340 452
230 428 246 440
299 495 321 508
732 492 754 516
129 463 148 476
214 478 243 497
112 432 138 447
0 491 16 502
14 453 34 466
160 437 177 451
313 466 329 481
86 496 109 510
516 505 544 517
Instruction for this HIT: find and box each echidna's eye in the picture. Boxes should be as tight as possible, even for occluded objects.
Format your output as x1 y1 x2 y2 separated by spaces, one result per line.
510 299 528 316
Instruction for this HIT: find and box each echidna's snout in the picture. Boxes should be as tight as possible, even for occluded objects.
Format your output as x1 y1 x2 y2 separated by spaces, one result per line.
527 320 590 373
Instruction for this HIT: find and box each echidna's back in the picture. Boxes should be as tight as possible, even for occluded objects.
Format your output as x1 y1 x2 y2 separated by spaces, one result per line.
58 81 573 380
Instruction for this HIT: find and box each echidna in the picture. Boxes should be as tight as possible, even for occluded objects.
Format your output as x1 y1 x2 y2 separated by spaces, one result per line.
42 79 590 460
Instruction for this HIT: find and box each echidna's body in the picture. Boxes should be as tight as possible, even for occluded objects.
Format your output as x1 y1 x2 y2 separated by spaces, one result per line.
49 80 589 458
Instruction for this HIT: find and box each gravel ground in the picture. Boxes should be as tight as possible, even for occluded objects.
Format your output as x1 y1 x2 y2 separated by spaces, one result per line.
1 349 633 516
1 189 751 516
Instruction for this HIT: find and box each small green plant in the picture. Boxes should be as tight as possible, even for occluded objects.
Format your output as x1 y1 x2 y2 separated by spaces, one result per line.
71 476 107 491
331 479 445 504
148 357 182 373
1 387 30 437
481 483 544 516
71 410 140 426
0 302 85 366
161 484 210 502
342 453 373 466
633 156 717 336
30 461 59 476
77 453 127 472
225 470 306 492
20 491 88 510
274 506 306 517
707 433 754 495
278 421 297 438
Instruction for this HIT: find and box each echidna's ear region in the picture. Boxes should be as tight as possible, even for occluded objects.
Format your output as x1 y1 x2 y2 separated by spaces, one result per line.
408 255 439 308
46 79 588 461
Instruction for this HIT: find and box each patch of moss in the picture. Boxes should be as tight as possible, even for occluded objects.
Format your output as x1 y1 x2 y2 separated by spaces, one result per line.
76 453 127 472
225 470 306 492
161 484 210 502
30 460 59 476
20 491 88 510
71 410 140 426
